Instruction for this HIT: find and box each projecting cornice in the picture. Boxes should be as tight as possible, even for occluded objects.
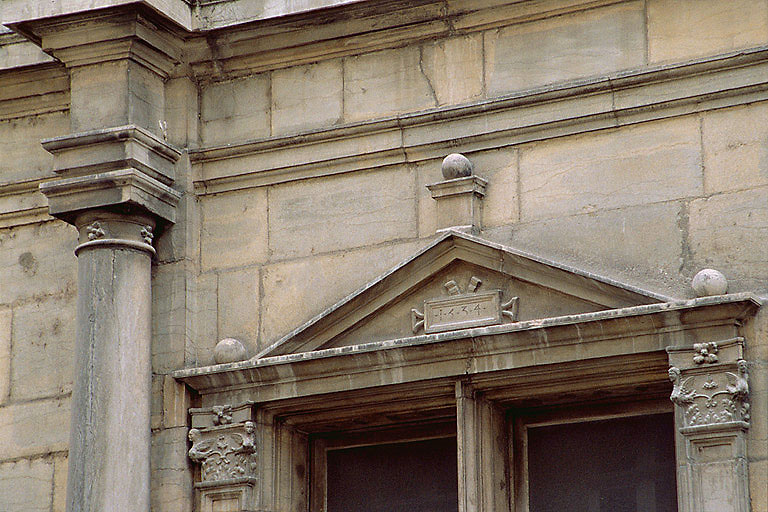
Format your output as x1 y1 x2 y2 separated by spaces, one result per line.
191 45 768 195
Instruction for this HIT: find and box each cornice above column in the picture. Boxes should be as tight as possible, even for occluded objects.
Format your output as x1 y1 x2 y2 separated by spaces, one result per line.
40 168 181 225
8 4 184 77
43 124 180 186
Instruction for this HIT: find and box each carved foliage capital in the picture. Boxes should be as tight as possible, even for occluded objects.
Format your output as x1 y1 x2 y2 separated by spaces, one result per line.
669 359 750 429
188 421 258 484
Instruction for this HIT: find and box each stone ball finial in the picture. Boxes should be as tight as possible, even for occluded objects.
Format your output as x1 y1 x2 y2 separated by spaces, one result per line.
691 269 728 297
441 153 474 179
214 338 247 364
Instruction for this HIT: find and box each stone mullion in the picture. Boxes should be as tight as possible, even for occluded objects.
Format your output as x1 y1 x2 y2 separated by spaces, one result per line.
455 381 511 512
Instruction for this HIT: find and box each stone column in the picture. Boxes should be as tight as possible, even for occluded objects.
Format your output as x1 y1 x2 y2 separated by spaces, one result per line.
19 5 184 512
66 211 156 511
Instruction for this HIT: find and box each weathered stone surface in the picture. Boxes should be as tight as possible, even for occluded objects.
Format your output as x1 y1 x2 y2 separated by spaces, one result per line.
343 46 437 122
70 61 164 135
200 188 268 271
691 268 728 297
213 338 248 364
484 2 645 96
0 307 9 403
519 117 702 221
52 454 67 512
218 267 260 347
153 261 193 372
0 221 78 305
750 459 767 512
201 75 270 146
10 293 75 400
0 111 67 184
268 166 417 260
689 187 768 293
507 201 685 292
271 59 343 136
0 457 54 512
0 397 70 460
701 101 768 195
260 239 425 347
151 427 194 512
164 77 199 149
647 0 768 63
421 34 484 106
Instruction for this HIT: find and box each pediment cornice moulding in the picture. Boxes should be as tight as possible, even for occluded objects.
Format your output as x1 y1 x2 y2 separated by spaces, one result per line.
191 45 768 195
173 293 760 396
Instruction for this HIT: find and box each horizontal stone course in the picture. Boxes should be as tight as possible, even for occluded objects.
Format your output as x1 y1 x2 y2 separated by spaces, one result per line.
0 457 54 512
0 397 70 460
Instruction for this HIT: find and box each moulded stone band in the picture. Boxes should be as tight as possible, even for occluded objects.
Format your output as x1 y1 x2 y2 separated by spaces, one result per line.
74 238 156 257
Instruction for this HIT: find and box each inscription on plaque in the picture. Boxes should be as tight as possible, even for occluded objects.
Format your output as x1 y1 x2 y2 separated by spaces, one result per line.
411 276 519 334
425 290 503 333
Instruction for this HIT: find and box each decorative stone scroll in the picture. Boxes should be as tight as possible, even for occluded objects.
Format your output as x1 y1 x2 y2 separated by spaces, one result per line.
667 338 751 512
411 276 518 334
188 403 258 512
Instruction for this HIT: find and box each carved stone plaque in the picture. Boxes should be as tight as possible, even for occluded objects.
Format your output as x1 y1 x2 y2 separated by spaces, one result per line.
424 290 503 333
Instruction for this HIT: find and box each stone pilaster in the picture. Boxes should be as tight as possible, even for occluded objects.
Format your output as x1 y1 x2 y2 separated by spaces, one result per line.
188 404 259 512
668 338 751 512
20 5 185 512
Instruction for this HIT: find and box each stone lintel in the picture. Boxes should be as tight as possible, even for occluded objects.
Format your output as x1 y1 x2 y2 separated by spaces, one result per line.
42 124 180 185
39 168 180 225
426 175 487 233
10 4 183 77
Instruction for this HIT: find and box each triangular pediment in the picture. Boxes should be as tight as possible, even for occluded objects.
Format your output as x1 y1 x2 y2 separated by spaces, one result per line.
256 231 671 358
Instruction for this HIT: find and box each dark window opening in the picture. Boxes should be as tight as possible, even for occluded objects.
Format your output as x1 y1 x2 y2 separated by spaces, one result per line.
326 437 458 512
528 413 677 512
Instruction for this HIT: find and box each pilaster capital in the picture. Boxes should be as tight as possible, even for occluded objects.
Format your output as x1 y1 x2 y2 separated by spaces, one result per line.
10 4 184 77
71 210 157 256
188 403 260 510
667 337 750 430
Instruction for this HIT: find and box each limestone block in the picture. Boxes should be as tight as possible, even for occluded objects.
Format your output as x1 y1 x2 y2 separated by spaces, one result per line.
268 165 417 260
10 293 75 401
201 75 270 146
0 397 70 460
260 239 426 348
151 427 194 512
484 2 645 96
647 0 768 63
200 188 268 271
508 201 686 292
750 459 767 512
0 221 77 304
164 77 199 149
0 457 54 512
70 60 164 135
0 111 68 184
747 361 767 460
343 46 437 123
689 187 768 293
421 34 484 106
186 272 218 367
418 148 518 236
271 59 343 136
0 307 9 403
218 267 260 348
152 262 188 372
52 454 67 512
519 116 702 221
701 101 768 194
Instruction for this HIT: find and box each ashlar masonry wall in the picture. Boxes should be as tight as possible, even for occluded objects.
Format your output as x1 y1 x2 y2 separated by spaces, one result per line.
0 0 767 511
